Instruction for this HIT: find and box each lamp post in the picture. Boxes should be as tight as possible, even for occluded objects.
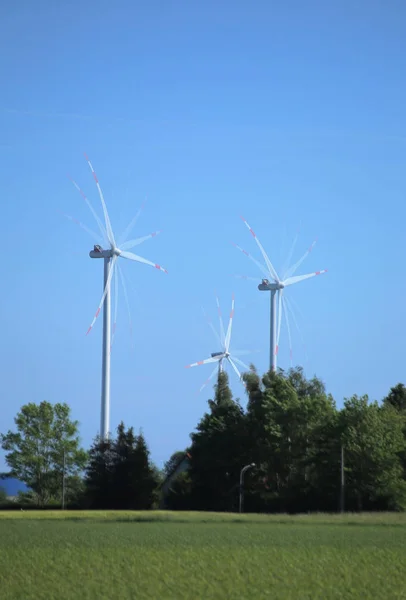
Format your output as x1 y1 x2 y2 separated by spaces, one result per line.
239 463 255 514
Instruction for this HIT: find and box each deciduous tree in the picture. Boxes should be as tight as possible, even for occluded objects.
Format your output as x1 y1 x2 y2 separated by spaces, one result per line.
1 401 87 506
339 395 406 510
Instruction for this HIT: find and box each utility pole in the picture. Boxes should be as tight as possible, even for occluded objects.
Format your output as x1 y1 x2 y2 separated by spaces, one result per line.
239 463 255 514
62 448 66 511
340 444 345 513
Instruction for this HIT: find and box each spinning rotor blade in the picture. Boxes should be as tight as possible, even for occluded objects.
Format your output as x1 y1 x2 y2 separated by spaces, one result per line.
117 265 134 349
232 349 260 357
69 176 108 244
118 200 146 246
185 356 222 369
215 293 226 347
84 153 116 247
282 296 293 366
240 216 280 282
230 356 250 371
281 228 300 279
231 243 270 279
232 274 259 282
284 296 308 365
227 356 246 387
284 239 317 280
86 256 117 335
224 293 235 352
202 306 223 348
60 211 101 244
198 363 220 394
284 269 327 287
120 230 161 251
119 250 168 274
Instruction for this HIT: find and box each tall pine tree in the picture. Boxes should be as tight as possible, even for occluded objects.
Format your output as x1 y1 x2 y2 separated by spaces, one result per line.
189 371 247 511
84 436 116 509
84 423 159 509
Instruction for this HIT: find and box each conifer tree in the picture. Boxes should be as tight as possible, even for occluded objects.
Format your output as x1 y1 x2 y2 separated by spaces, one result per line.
189 371 246 511
84 423 159 509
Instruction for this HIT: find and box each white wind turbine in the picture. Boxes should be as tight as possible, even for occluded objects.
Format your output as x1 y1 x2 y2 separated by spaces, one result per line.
234 216 327 372
185 294 252 393
67 153 167 440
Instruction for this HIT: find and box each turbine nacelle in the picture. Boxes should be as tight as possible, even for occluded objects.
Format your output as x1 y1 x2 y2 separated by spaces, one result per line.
89 245 113 259
89 245 122 259
211 351 225 358
258 278 284 291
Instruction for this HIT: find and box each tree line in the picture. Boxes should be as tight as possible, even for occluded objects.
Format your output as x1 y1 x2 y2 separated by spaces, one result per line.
1 366 406 512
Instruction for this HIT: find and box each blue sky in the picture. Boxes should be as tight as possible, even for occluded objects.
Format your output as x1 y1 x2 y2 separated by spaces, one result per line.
1 0 406 470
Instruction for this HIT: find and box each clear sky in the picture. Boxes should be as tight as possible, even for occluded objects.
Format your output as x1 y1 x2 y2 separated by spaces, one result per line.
1 0 406 470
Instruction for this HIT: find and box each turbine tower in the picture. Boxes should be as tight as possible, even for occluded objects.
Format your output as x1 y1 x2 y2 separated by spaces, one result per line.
185 294 252 393
234 217 327 371
68 154 167 440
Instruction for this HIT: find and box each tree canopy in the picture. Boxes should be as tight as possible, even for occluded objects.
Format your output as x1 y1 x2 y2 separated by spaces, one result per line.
2 368 406 512
167 368 406 513
84 422 160 510
1 401 87 506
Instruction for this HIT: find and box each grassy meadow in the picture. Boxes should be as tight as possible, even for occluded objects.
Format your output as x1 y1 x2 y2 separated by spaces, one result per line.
0 511 405 599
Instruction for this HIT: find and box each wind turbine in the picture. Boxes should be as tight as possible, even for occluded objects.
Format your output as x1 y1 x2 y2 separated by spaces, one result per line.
234 216 327 371
68 154 167 440
185 294 252 393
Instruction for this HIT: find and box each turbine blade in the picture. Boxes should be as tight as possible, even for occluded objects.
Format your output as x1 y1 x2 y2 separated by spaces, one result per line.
232 274 259 282
86 256 117 335
285 296 308 365
69 176 108 244
224 293 235 352
281 228 300 279
198 364 220 394
110 263 119 352
231 356 250 371
185 356 222 368
227 357 246 388
60 211 101 244
232 243 270 279
288 294 306 323
201 306 223 348
283 269 327 287
284 239 317 280
215 293 226 347
117 265 134 350
276 289 283 357
119 250 168 274
119 230 161 251
240 216 279 282
84 154 116 247
282 296 293 367
232 349 260 357
118 200 146 246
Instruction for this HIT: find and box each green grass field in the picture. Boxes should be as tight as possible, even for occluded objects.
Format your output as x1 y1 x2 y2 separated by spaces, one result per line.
1 511 405 599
